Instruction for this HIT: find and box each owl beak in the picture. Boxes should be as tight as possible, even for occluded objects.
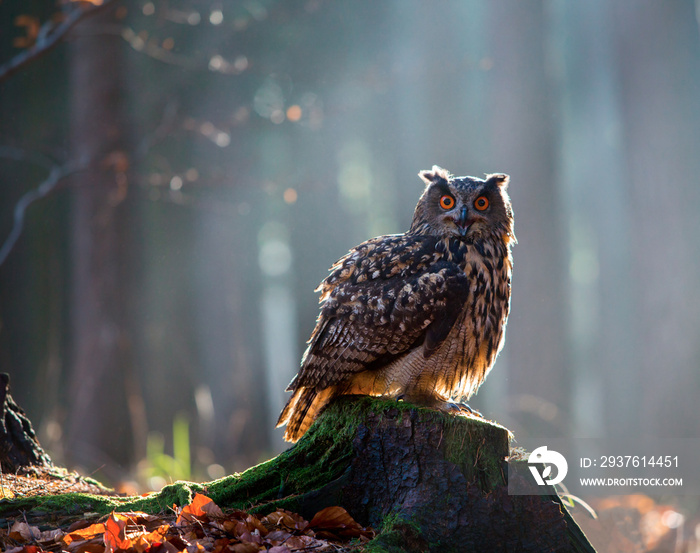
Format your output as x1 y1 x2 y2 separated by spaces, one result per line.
456 206 470 236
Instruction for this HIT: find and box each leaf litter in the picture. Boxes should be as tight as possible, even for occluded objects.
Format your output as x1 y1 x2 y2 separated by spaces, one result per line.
1 493 374 553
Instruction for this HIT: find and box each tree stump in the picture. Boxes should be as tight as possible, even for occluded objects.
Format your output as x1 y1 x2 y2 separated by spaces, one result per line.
208 396 595 552
0 373 53 472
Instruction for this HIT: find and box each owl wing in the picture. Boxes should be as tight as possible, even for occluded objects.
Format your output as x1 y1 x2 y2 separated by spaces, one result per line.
288 234 470 392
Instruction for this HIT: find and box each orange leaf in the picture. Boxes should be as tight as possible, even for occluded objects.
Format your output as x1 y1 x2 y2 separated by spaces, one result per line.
130 525 170 553
62 537 105 552
176 493 223 525
63 522 106 545
103 513 131 553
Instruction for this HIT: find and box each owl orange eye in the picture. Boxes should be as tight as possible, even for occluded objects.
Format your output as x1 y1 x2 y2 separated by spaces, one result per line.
439 195 455 210
474 196 489 211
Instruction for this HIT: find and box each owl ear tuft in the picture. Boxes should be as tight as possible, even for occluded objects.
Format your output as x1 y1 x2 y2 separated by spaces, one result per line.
419 165 451 186
486 173 510 189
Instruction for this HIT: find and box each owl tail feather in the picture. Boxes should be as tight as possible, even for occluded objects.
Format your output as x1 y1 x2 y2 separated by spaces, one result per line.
276 386 336 443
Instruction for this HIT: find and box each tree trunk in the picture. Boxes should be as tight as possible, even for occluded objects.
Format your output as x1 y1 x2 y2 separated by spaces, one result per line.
66 7 138 473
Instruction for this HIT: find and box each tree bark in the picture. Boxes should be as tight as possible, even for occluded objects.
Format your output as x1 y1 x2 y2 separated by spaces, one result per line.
0 373 53 473
205 397 596 553
66 8 138 472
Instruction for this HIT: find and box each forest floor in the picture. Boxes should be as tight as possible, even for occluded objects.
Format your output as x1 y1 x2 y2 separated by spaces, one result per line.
0 466 114 500
0 466 372 553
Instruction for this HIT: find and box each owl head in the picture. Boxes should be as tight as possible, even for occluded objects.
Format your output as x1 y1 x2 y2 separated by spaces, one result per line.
410 165 515 244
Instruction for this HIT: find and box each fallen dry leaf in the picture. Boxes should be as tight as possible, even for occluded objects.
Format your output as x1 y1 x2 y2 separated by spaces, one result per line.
176 492 224 525
62 522 106 546
284 535 318 549
264 529 293 544
103 513 130 553
261 509 309 532
308 506 375 540
10 521 41 542
245 514 268 536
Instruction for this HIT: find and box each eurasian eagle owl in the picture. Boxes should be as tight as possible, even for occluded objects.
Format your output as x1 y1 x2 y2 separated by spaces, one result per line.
277 165 515 442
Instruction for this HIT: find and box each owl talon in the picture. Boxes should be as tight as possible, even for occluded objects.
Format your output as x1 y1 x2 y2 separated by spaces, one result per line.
445 402 483 418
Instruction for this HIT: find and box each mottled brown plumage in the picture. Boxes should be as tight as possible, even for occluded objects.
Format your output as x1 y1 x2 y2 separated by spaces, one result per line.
277 165 516 442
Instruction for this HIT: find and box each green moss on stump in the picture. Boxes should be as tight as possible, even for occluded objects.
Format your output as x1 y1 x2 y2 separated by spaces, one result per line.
210 397 508 510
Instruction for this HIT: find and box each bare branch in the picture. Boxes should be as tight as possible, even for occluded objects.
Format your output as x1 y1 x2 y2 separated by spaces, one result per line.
0 99 180 267
0 157 89 266
0 0 120 83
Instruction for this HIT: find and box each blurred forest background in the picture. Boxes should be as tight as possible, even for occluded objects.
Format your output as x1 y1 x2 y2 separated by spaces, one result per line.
1 0 699 524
